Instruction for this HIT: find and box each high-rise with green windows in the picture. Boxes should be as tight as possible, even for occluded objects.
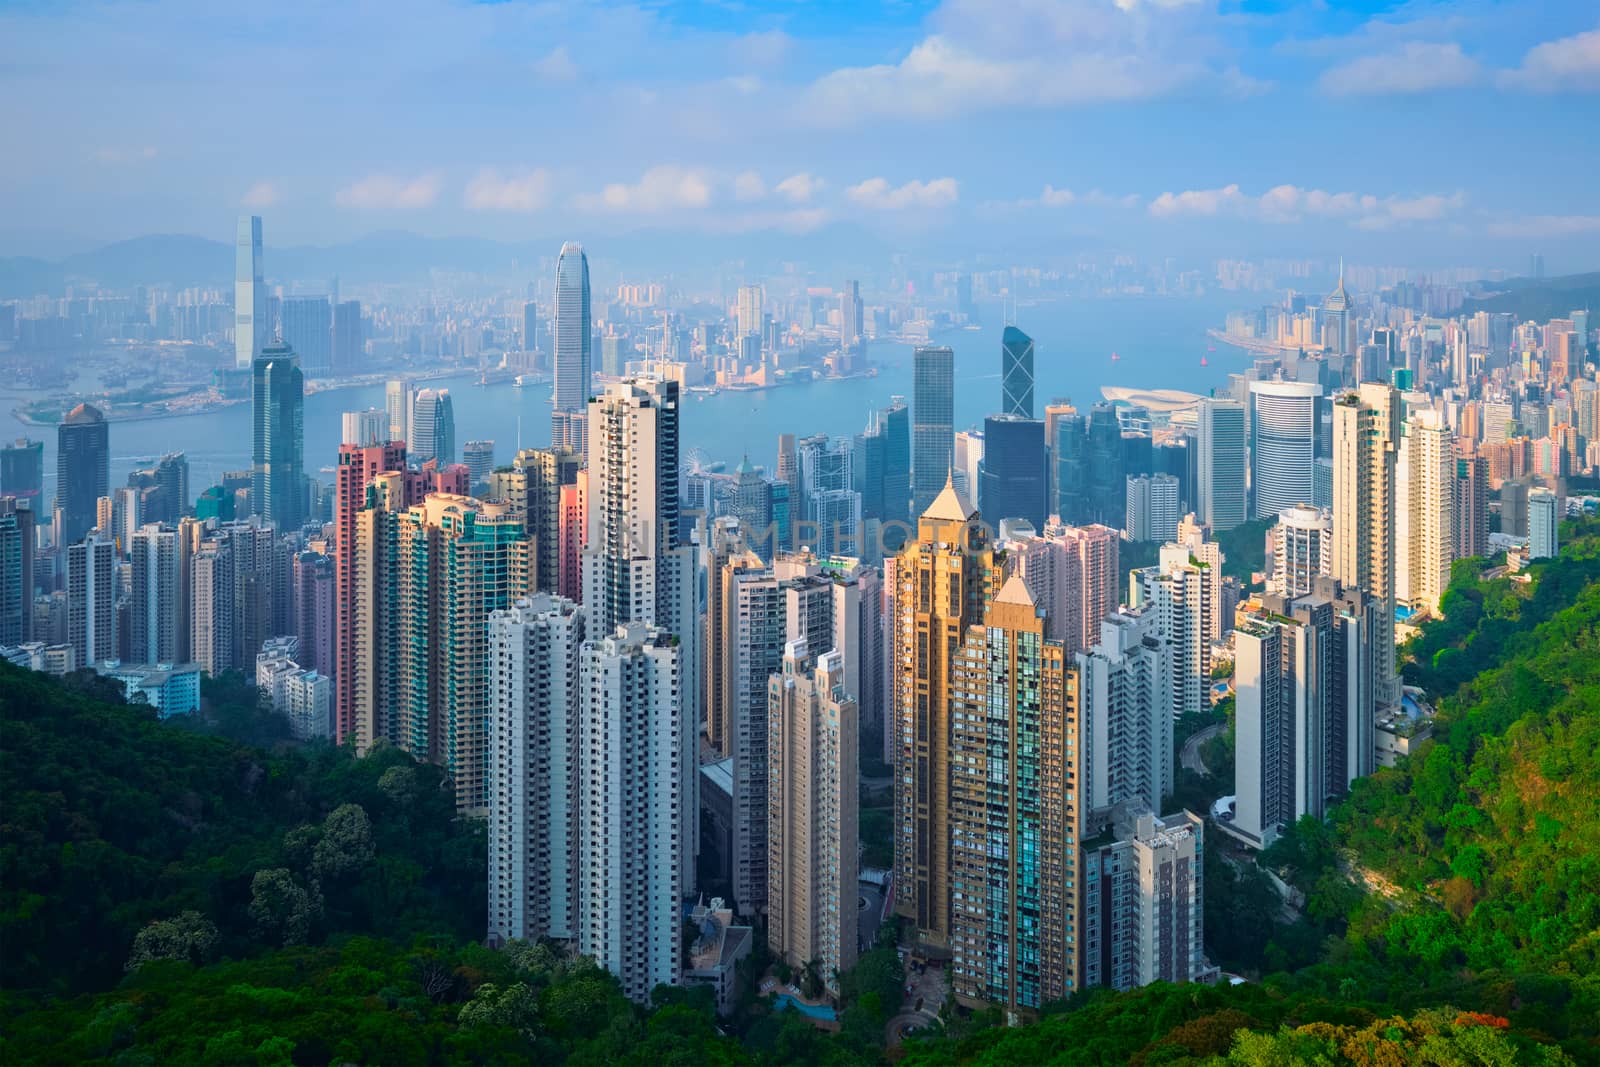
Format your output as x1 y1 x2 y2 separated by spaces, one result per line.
949 575 1080 1017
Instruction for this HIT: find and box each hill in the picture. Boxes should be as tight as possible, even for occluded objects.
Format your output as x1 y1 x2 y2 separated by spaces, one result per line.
1462 271 1600 324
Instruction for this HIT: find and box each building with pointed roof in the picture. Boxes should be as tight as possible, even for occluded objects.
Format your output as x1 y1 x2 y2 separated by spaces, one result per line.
950 567 1080 1014
892 478 997 953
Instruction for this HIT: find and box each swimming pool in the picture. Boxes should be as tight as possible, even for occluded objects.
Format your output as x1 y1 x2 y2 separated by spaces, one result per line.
774 993 838 1021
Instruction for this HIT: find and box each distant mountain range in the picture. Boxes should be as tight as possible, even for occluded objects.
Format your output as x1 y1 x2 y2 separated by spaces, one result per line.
0 225 913 296
1462 271 1600 323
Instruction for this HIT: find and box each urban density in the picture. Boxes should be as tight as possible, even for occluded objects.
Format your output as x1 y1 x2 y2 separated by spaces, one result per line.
3 2 1599 1062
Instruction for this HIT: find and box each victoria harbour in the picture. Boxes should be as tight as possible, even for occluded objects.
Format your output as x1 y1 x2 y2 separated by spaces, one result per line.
4 293 1240 494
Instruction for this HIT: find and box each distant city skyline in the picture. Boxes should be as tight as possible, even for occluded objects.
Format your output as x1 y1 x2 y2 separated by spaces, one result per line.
2 2 1598 264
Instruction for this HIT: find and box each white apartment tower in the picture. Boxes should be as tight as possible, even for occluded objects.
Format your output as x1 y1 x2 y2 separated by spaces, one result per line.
67 533 116 668
1395 408 1455 615
583 378 700 893
1133 544 1220 718
1075 610 1175 815
767 641 859 984
577 622 683 1003
1269 505 1332 599
1332 382 1401 707
487 594 586 946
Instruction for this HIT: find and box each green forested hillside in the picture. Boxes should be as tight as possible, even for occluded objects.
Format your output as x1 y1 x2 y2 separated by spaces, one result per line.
0 664 484 997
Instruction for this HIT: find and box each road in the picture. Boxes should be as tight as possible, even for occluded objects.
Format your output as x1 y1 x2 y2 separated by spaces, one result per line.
887 962 946 1047
1181 723 1224 776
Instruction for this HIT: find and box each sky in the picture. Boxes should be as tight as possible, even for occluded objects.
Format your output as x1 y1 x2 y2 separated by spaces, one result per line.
2 0 1598 269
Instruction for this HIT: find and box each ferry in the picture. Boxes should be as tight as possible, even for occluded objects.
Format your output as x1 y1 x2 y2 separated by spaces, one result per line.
513 375 526 388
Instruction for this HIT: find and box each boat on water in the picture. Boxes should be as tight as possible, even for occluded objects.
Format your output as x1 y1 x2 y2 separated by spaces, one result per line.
513 376 526 388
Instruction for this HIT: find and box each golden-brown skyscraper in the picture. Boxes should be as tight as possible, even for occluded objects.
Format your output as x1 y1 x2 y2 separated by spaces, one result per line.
949 575 1079 1014
893 475 996 950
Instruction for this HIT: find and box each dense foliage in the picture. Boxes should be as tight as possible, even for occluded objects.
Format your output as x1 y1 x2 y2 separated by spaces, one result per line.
0 663 484 996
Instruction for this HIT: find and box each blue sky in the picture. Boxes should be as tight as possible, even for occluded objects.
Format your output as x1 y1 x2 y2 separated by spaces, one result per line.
1 0 1597 268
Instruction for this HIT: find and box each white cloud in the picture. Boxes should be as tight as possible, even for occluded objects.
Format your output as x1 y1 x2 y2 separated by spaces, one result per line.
847 177 959 210
1150 183 1465 229
799 0 1238 123
1040 185 1076 207
724 75 762 95
464 168 551 212
1486 214 1600 239
575 165 714 214
774 172 822 203
733 170 766 201
532 46 578 84
1319 41 1481 95
241 181 280 209
731 29 790 69
1498 28 1600 91
805 35 1197 121
1149 184 1246 218
334 173 442 210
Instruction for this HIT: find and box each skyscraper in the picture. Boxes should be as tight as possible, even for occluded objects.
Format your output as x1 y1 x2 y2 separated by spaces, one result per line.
1134 544 1222 718
978 414 1047 529
1079 811 1209 992
354 493 532 811
411 388 456 465
1076 609 1174 815
56 403 109 547
1007 521 1120 654
280 296 333 376
251 342 304 534
583 378 699 891
839 280 862 353
911 346 955 515
1196 398 1246 532
335 441 415 741
385 380 413 447
1528 488 1559 559
487 594 586 945
880 397 911 546
552 242 592 454
577 621 684 1003
1 438 44 504
1269 505 1331 598
949 576 1079 1012
0 498 36 646
342 409 387 449
768 640 859 986
463 440 495 495
1395 409 1454 615
1085 403 1126 526
332 299 362 375
718 551 782 918
68 532 116 668
1000 325 1035 419
235 215 266 370
1248 380 1322 519
1453 454 1489 560
128 524 184 665
893 476 996 949
1124 474 1180 544
1234 580 1378 848
1331 382 1400 707
1322 259 1351 357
